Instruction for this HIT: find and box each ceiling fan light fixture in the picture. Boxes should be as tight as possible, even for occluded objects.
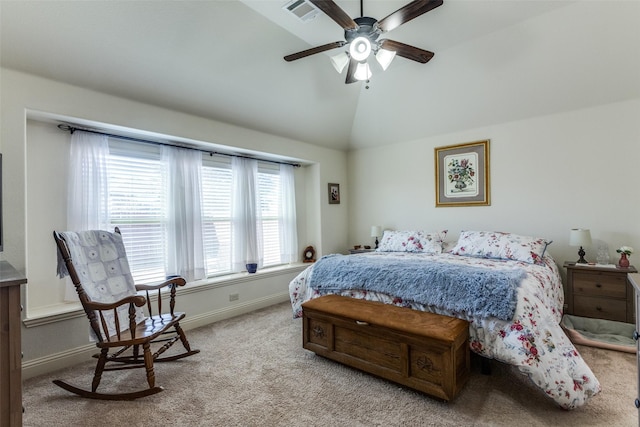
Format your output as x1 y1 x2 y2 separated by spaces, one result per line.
349 36 371 62
375 48 396 71
330 52 349 74
354 62 372 81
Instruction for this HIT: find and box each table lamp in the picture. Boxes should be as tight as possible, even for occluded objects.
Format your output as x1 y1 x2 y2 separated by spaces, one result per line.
371 226 382 249
569 228 592 264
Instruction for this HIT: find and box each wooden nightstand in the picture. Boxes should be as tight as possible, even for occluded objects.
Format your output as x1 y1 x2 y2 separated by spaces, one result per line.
564 262 637 323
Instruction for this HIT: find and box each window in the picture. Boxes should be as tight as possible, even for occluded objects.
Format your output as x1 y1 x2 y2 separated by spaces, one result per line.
108 141 166 284
201 158 284 275
257 164 282 267
105 140 293 284
201 157 232 275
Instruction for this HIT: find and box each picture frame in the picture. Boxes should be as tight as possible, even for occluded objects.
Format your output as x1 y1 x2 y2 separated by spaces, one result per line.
328 183 340 204
435 140 490 207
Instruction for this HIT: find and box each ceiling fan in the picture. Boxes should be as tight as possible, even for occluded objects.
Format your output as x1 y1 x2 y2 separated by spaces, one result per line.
284 0 444 84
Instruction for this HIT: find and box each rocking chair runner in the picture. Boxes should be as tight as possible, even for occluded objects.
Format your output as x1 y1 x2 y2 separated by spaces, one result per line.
53 228 199 400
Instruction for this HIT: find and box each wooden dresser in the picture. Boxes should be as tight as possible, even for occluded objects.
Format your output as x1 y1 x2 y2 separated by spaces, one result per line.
302 295 470 401
564 262 637 323
0 261 27 427
627 273 640 417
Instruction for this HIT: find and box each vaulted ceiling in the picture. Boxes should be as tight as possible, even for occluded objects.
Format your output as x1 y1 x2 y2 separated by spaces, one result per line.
1 1 638 151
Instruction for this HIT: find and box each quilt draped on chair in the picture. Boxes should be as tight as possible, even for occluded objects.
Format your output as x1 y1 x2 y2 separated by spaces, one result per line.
57 230 145 339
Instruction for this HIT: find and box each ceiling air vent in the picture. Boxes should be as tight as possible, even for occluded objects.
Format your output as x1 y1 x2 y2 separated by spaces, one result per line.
283 0 319 22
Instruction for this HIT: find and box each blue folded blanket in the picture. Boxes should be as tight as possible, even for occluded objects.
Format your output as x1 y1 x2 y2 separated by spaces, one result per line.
308 254 527 321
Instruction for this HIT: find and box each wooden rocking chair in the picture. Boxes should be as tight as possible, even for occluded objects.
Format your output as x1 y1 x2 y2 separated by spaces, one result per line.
53 228 199 400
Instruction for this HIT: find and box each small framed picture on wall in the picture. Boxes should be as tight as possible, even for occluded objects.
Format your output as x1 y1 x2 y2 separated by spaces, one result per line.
328 183 340 204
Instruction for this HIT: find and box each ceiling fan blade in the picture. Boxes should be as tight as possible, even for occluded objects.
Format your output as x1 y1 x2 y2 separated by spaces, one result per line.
377 0 443 33
379 39 434 63
345 58 358 84
284 41 347 62
309 0 358 31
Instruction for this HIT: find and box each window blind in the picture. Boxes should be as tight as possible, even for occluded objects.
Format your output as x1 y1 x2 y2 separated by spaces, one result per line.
258 165 281 267
108 145 167 284
201 156 233 275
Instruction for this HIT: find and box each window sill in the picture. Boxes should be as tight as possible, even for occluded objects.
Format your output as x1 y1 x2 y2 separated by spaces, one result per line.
180 262 309 296
23 263 309 328
23 303 84 328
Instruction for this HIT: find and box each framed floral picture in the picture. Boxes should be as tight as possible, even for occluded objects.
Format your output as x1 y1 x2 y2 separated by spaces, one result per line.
328 183 340 204
435 140 490 207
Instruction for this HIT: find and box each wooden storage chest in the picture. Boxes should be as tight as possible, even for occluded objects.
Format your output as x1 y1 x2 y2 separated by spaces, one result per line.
302 295 470 401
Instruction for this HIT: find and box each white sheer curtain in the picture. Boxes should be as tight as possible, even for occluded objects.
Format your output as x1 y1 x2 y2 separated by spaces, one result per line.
66 131 110 300
162 145 206 282
231 157 263 272
279 164 298 263
67 131 110 231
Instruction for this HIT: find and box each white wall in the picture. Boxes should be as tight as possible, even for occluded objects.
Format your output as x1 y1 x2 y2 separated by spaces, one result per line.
347 99 640 270
0 68 349 377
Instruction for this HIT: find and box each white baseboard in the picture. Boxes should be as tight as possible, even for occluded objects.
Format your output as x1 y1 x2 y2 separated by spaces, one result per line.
179 291 290 330
22 292 290 380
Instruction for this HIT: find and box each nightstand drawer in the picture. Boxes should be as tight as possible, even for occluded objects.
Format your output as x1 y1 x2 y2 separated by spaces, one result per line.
572 272 626 298
574 295 627 322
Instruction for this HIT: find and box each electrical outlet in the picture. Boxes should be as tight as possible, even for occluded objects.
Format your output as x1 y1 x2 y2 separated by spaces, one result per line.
229 293 239 302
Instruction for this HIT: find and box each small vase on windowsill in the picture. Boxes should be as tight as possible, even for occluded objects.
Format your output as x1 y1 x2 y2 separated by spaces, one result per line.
618 253 630 269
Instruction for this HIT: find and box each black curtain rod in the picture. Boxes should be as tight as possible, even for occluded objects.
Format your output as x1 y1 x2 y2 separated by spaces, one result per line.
57 124 301 168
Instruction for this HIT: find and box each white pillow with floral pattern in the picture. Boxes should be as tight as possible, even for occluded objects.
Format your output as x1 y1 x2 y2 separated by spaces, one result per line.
377 230 447 254
451 230 551 264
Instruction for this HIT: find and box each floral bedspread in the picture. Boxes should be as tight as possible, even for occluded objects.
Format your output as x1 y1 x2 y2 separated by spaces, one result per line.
289 251 601 409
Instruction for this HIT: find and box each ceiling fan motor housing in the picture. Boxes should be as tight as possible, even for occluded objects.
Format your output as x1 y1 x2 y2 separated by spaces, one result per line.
345 16 381 45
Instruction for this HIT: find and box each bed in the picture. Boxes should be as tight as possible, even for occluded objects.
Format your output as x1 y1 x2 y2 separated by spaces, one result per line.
289 230 601 410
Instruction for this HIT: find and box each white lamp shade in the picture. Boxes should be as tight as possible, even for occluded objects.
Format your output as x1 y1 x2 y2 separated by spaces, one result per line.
349 37 371 62
375 48 396 70
330 52 349 73
353 62 372 81
371 226 383 237
569 228 592 246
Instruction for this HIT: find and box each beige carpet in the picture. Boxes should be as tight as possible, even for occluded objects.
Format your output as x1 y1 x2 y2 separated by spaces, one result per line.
23 302 638 426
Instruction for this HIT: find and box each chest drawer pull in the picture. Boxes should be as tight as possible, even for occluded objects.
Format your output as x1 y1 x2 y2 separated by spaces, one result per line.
355 320 369 326
595 283 602 288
